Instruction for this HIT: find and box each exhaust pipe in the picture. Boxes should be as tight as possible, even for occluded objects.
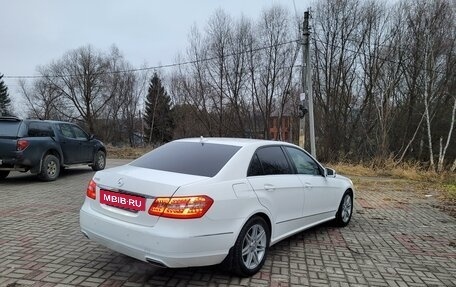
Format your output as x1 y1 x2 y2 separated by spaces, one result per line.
81 231 89 239
146 257 167 268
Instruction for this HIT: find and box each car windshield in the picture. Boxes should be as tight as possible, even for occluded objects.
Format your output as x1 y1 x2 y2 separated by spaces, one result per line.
0 121 21 137
131 141 241 177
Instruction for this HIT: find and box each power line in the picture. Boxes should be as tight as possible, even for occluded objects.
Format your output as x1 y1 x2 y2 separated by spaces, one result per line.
5 35 449 81
4 39 301 80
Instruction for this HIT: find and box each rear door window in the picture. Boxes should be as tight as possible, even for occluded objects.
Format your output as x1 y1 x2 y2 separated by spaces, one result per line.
131 142 241 177
248 146 292 176
247 153 263 176
27 122 55 137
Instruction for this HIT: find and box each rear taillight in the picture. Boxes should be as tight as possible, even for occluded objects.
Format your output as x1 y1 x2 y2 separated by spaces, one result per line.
148 195 213 219
16 139 29 151
86 180 97 200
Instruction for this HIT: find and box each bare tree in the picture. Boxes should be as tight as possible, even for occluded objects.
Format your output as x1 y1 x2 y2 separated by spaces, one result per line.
437 96 456 172
167 1 456 170
400 0 456 170
312 0 366 161
248 6 299 139
221 16 252 136
19 77 71 120
355 1 406 161
40 45 112 133
205 9 232 136
101 46 142 144
23 45 142 145
180 25 215 135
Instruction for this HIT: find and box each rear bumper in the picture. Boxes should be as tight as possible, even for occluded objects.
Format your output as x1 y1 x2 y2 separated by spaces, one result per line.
79 201 238 268
0 153 34 172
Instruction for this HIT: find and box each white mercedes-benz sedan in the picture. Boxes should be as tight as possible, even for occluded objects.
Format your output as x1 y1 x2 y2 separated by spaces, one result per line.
80 138 354 276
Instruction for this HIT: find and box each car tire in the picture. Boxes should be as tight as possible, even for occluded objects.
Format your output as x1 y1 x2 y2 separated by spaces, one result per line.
0 170 9 179
334 191 353 227
91 150 106 171
222 216 270 277
38 154 60 181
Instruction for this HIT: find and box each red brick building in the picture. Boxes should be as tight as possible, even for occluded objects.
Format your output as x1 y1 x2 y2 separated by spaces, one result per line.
269 115 294 142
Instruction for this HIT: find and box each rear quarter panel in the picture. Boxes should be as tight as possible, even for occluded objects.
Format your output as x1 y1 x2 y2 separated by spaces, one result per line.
176 178 272 248
22 138 64 172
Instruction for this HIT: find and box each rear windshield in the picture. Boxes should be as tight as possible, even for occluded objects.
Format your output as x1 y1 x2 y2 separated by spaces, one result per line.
131 141 241 177
0 121 21 137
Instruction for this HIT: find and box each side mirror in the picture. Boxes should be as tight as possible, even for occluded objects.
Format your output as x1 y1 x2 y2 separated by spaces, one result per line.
325 168 336 178
89 134 95 140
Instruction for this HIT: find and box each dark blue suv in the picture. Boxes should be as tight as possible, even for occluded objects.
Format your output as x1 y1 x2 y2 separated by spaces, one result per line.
0 117 106 181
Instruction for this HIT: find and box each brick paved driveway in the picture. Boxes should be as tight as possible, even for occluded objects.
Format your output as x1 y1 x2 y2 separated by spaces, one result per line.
1 159 455 287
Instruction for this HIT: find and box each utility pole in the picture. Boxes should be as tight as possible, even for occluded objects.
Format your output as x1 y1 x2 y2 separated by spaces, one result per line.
301 9 316 157
298 13 307 149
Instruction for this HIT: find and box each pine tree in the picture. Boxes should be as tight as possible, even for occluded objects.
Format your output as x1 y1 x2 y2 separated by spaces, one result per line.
143 73 174 144
0 74 12 116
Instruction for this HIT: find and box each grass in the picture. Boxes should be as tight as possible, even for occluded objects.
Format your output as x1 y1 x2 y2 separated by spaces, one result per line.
443 183 456 201
329 161 430 181
106 145 153 159
328 161 456 202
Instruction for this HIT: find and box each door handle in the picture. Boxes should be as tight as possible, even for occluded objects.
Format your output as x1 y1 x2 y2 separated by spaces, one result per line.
264 184 275 191
304 182 312 189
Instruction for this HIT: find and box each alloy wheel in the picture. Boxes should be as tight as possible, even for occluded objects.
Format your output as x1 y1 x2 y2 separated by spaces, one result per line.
241 223 267 270
341 194 352 223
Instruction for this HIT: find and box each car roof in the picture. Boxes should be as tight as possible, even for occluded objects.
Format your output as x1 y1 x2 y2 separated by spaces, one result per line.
0 116 22 122
0 117 81 126
23 119 76 125
175 137 296 148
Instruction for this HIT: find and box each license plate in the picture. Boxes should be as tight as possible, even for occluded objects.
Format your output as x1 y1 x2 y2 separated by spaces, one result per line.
100 189 146 211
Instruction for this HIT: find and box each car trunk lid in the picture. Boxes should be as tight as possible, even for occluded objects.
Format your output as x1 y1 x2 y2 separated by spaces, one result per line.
90 164 209 227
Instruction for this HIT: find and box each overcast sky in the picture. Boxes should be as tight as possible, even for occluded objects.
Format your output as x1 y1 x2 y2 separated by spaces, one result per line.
1 0 310 106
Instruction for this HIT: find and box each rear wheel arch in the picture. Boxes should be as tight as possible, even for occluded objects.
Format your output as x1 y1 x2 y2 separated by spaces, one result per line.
38 153 60 181
222 213 272 276
252 212 272 240
43 149 62 166
32 149 62 172
233 211 272 245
